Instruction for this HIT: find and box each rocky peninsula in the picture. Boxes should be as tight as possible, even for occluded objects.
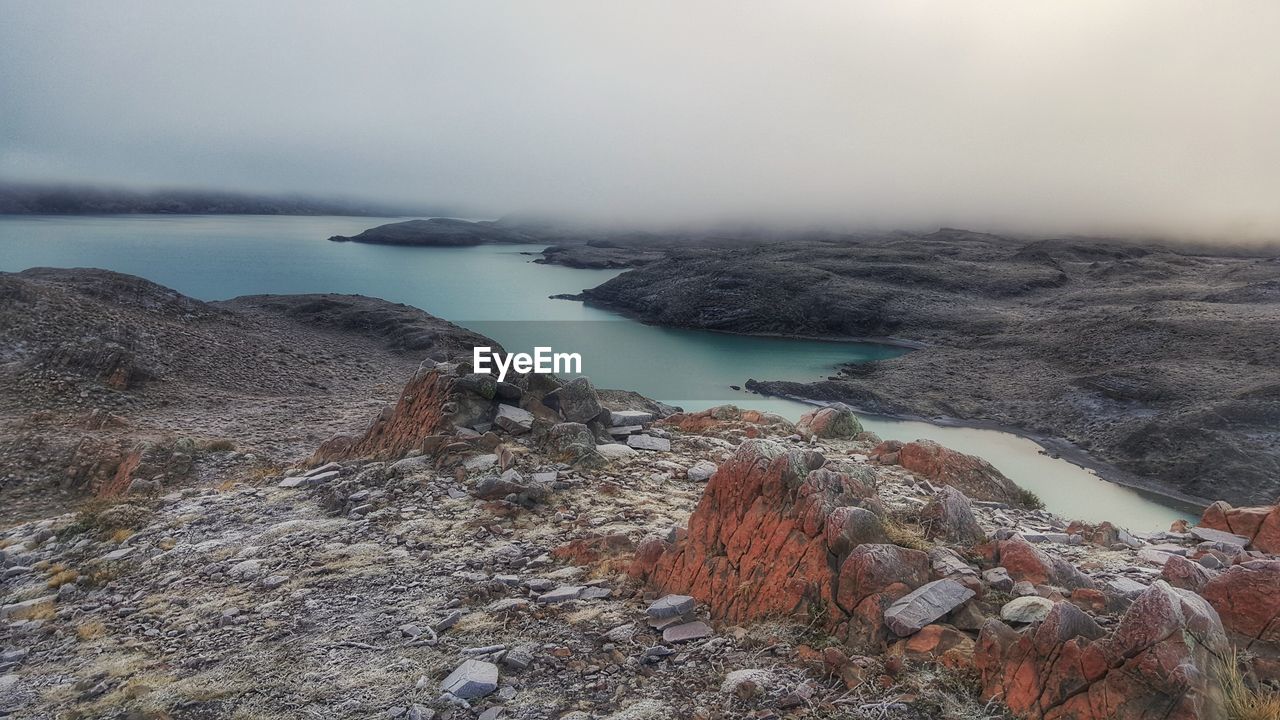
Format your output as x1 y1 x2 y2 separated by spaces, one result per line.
570 229 1280 508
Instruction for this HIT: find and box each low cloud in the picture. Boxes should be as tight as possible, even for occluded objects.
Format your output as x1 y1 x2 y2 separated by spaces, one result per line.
2 1 1279 240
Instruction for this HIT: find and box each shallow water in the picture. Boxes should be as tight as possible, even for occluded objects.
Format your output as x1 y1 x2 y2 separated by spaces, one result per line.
0 214 1195 529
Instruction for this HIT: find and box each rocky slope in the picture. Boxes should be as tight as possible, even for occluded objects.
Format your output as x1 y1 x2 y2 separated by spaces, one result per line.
0 268 492 520
3 356 1278 720
571 230 1280 506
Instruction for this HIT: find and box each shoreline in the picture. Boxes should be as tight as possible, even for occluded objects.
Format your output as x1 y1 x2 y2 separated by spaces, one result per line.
551 294 1212 517
754 389 1210 517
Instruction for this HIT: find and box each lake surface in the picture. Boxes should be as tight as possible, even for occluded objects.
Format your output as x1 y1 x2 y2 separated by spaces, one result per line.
0 214 1195 528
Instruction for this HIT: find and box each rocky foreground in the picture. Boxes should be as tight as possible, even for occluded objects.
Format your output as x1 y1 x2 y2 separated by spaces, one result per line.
3 355 1278 719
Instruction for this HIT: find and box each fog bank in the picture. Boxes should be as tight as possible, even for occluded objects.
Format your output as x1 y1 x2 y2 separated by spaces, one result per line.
2 1 1279 240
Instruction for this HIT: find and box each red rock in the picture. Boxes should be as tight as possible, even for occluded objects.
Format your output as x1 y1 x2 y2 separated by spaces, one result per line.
795 405 863 440
1200 561 1280 682
656 405 793 439
899 623 975 660
977 581 1227 720
312 362 497 463
921 486 987 544
1069 588 1107 613
631 439 915 646
1197 500 1280 554
552 533 635 566
996 535 1094 590
1160 554 1214 592
874 439 1025 505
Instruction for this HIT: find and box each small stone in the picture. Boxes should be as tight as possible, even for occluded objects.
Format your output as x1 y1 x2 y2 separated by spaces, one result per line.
662 621 712 643
595 443 637 460
1000 596 1055 624
100 547 135 562
626 435 671 452
982 567 1014 593
537 586 584 604
686 460 718 482
440 659 498 700
647 594 695 619
721 669 777 697
261 574 289 589
228 559 262 580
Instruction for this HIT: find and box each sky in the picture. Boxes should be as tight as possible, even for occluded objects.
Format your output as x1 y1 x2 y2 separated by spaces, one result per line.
2 1 1279 239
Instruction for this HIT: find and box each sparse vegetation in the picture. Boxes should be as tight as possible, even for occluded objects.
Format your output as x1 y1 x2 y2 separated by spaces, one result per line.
1221 650 1280 720
57 496 156 539
76 619 108 641
46 564 80 588
884 514 932 551
1014 486 1045 511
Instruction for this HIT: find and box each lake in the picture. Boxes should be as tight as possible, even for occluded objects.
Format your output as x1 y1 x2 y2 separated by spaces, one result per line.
0 214 1196 529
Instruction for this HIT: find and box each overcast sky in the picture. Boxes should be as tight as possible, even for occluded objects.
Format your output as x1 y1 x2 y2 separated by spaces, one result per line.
2 1 1279 238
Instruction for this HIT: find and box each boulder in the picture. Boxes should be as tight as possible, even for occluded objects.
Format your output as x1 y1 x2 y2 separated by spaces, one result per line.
1199 561 1280 681
609 409 655 425
873 439 1026 505
546 422 599 464
976 581 1226 720
921 486 987 544
795 404 863 440
995 535 1095 590
686 460 718 482
1197 501 1280 554
1000 596 1055 624
1160 553 1215 592
545 377 603 423
494 404 535 434
883 579 975 637
897 623 975 666
631 439 910 647
647 595 695 619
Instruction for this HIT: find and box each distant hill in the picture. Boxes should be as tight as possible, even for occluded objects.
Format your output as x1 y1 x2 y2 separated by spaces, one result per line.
0 181 450 217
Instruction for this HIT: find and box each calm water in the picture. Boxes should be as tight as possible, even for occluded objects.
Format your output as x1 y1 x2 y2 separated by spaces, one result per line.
0 215 1194 528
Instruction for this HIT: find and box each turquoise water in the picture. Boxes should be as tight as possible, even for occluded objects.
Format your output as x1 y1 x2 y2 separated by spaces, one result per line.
0 215 1194 528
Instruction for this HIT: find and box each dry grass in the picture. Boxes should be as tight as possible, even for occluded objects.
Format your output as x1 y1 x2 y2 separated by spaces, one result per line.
47 567 80 589
1221 651 1280 720
76 620 108 641
11 599 56 621
884 516 932 551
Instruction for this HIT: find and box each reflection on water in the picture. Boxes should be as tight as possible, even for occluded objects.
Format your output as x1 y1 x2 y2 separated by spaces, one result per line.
0 214 1195 530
